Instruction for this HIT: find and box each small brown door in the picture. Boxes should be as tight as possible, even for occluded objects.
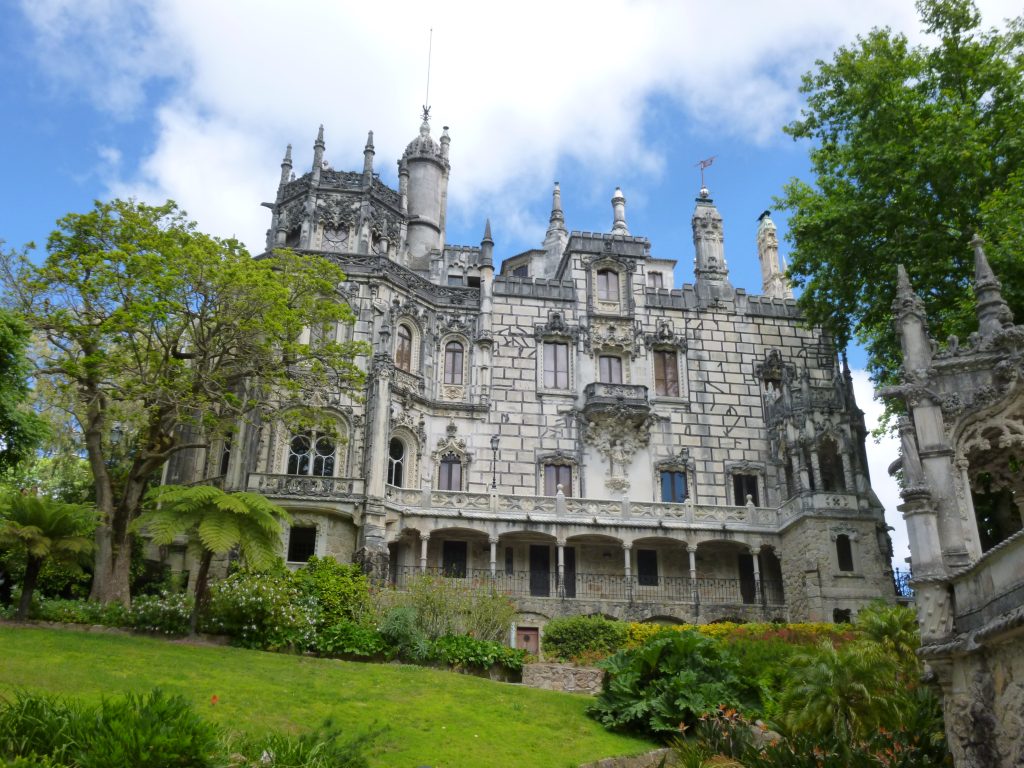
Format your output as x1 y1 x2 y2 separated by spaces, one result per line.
516 626 539 655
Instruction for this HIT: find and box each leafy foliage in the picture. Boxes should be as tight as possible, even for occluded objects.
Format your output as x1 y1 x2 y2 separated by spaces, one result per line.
203 567 318 650
1 199 368 604
377 605 431 662
315 619 388 659
541 614 629 662
0 309 47 474
292 556 370 628
588 630 756 740
0 493 96 619
227 720 377 768
127 592 193 636
32 597 128 627
778 0 1024 385
431 634 527 674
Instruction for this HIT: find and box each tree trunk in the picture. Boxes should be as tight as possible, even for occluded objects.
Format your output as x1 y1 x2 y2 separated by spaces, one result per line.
17 556 43 620
190 549 214 636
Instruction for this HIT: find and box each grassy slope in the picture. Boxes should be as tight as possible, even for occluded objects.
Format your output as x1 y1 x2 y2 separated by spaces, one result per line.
0 625 653 768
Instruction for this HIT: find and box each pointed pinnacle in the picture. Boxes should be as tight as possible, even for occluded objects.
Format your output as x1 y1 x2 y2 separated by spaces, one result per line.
365 130 374 150
972 233 996 284
315 124 325 145
283 144 292 163
483 219 493 243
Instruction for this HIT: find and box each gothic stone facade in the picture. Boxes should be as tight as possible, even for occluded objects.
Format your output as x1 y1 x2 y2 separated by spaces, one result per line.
887 245 1024 768
171 118 897 635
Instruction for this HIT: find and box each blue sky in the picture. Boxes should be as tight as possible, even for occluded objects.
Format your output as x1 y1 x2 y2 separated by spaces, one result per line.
2 0 1020 565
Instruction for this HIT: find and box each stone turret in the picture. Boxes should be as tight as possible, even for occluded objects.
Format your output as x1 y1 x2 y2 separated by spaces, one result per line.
399 110 450 271
692 188 734 305
534 182 569 277
972 234 1014 338
611 187 629 235
362 131 374 181
756 211 792 299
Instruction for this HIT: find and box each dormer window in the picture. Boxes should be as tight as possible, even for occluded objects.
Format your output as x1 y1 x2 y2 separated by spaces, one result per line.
597 270 619 301
511 264 529 278
648 272 663 289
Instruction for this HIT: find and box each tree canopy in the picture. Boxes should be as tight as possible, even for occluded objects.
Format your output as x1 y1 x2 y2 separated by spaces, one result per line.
0 199 369 604
778 0 1024 384
0 309 47 471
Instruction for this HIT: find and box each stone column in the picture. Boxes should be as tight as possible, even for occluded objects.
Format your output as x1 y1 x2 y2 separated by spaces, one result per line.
688 545 699 608
419 533 430 572
623 543 633 601
557 540 566 597
489 536 498 578
750 546 762 606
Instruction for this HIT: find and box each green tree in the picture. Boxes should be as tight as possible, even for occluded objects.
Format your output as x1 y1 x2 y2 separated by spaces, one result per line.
0 309 47 472
778 0 1024 385
0 200 368 605
0 492 96 619
135 484 289 634
854 600 921 673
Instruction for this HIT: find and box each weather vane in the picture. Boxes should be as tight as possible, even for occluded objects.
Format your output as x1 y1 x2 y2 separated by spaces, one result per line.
422 28 433 122
695 156 717 192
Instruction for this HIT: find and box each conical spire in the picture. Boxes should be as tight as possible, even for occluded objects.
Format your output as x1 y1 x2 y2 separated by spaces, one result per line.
611 187 629 235
972 234 1014 337
480 219 494 268
893 265 932 370
548 182 565 232
311 124 325 184
279 144 293 188
363 131 375 176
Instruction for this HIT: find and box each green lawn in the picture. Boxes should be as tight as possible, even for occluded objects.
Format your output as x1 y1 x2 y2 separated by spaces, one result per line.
0 624 654 767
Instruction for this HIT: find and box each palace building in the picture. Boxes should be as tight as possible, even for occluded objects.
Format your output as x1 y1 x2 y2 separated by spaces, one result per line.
168 114 898 641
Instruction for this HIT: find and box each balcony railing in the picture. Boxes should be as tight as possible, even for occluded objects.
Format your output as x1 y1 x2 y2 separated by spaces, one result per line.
582 382 650 416
247 473 364 500
390 566 784 607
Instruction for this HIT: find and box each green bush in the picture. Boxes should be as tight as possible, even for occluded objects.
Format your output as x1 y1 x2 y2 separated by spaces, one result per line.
316 620 387 659
378 605 430 662
226 720 378 768
128 592 193 636
75 689 219 768
203 569 318 650
0 691 82 765
588 630 757 740
33 598 128 627
431 634 527 674
542 615 628 662
292 557 370 628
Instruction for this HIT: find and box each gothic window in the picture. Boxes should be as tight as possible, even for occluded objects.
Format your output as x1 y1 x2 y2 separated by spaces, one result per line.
653 350 680 397
438 452 463 491
802 446 816 491
599 355 623 384
543 342 569 389
287 431 335 477
443 341 464 385
660 470 688 503
647 271 663 289
544 464 573 497
287 526 317 563
597 269 619 301
511 264 529 277
733 474 760 506
395 324 413 371
637 549 658 586
819 437 846 492
388 438 406 487
836 534 854 572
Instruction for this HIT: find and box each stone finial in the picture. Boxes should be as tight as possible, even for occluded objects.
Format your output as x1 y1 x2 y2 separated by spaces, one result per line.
893 264 932 370
611 187 629 235
692 194 730 283
480 219 494 268
363 131 375 176
756 210 792 299
972 234 1014 336
278 144 293 189
312 124 326 183
548 182 565 231
440 125 451 161
315 124 325 148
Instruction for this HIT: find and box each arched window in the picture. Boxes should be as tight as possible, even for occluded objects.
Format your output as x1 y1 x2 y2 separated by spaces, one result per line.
388 438 405 487
395 324 413 371
597 269 619 301
438 452 462 491
444 341 464 384
287 431 335 477
836 534 854 572
819 437 846 492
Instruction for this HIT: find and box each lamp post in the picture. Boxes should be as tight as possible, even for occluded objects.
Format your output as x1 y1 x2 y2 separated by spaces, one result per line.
490 434 500 490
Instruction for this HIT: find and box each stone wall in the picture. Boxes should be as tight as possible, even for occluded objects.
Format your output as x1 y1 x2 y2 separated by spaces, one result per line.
522 662 604 695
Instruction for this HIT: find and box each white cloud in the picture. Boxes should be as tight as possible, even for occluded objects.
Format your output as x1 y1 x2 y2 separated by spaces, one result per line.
850 369 910 568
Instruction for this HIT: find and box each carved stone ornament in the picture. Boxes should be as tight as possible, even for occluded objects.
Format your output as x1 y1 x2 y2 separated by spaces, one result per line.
371 353 396 379
535 311 579 341
644 321 687 353
829 525 859 542
392 406 426 447
586 319 639 356
656 447 696 472
437 312 475 340
432 421 470 464
316 195 359 231
754 349 795 386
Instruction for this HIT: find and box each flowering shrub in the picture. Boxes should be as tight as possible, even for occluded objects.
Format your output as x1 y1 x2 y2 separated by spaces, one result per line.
128 592 193 636
292 556 371 628
203 569 317 650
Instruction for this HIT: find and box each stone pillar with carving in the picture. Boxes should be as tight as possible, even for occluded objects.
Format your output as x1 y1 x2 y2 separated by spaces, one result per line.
354 346 394 581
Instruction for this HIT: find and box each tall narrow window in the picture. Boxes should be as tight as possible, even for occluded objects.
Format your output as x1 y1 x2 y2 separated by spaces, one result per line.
836 534 854 572
819 437 846 492
733 474 760 506
219 434 232 476
653 350 679 396
439 452 462 491
660 470 688 502
443 341 464 384
544 464 573 497
287 526 317 563
647 272 663 289
599 355 623 384
395 324 413 371
597 269 619 301
387 438 405 487
543 342 569 389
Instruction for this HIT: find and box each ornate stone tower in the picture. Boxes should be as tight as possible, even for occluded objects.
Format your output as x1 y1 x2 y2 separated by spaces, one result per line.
399 110 450 271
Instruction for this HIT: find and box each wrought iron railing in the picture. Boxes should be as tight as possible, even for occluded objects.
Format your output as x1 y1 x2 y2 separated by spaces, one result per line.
893 568 913 598
390 565 784 606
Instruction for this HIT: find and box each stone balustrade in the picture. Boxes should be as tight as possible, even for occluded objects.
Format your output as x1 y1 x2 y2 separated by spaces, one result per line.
248 473 364 501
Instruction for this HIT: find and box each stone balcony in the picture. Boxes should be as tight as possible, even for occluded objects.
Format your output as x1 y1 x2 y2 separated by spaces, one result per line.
581 382 651 420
